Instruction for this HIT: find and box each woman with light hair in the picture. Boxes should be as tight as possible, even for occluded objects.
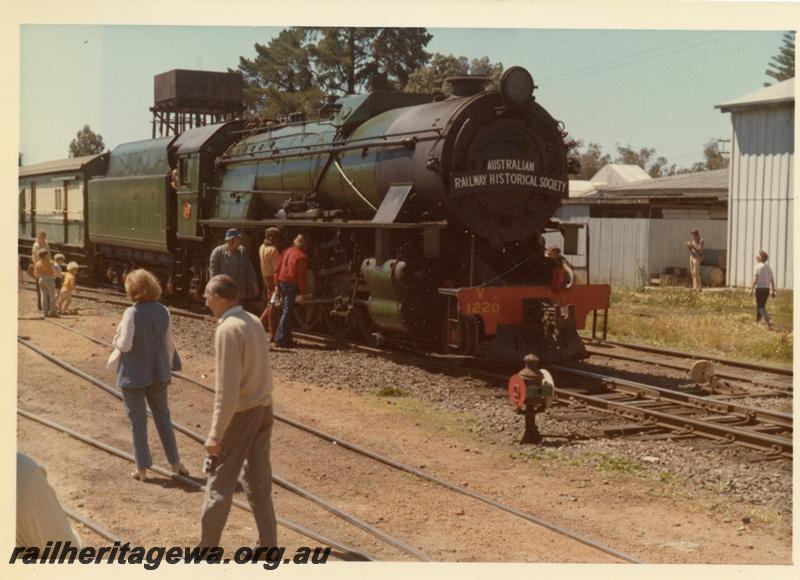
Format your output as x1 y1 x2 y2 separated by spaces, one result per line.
107 269 187 480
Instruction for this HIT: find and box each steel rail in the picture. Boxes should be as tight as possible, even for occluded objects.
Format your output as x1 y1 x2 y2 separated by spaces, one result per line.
285 330 793 459
584 346 792 393
18 338 430 562
40 308 791 460
33 318 642 564
554 388 791 459
63 508 124 543
551 365 794 429
18 408 372 562
592 339 793 377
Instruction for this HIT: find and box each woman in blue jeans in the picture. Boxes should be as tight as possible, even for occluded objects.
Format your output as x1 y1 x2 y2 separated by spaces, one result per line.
108 269 188 481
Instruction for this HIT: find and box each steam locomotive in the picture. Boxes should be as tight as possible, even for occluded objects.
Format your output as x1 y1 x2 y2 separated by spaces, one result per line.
19 66 609 363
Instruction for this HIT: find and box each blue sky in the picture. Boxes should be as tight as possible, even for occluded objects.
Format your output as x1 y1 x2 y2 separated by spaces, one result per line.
19 25 786 168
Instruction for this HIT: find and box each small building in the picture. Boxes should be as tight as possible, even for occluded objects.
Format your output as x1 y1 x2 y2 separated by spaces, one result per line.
716 79 794 289
546 170 728 286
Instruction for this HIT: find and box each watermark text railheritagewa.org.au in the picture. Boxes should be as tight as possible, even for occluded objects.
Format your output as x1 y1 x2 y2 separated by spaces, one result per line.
10 542 330 570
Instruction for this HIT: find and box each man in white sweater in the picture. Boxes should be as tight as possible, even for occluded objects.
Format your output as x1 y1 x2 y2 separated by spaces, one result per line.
200 274 277 548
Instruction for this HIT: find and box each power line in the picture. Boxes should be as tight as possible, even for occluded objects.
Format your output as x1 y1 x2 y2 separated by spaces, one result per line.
537 30 716 82
543 31 751 86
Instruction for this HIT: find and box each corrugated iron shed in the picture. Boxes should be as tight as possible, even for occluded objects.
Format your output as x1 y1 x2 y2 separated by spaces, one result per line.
717 78 794 289
716 78 794 112
589 169 728 198
19 153 106 178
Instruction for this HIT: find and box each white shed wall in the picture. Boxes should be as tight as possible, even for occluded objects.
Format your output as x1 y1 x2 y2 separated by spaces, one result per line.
647 219 728 280
727 105 794 288
586 218 650 286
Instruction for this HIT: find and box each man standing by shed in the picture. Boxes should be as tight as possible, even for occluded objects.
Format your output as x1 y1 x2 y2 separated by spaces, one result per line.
209 229 259 299
686 229 704 292
200 274 277 549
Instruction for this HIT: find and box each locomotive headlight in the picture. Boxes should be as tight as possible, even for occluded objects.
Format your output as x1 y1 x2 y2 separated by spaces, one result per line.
500 66 535 106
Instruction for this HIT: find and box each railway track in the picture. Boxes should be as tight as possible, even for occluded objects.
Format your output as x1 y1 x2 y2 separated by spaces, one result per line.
583 344 792 395
18 337 423 562
22 317 643 563
592 339 793 377
18 408 371 562
24 281 793 386
23 284 793 459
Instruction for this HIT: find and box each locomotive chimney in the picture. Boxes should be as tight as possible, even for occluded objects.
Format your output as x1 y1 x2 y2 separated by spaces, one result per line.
446 75 492 97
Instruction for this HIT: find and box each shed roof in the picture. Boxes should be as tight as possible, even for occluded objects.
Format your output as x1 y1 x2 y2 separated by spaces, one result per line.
567 180 598 197
19 153 106 178
716 78 794 112
589 164 652 186
593 168 728 197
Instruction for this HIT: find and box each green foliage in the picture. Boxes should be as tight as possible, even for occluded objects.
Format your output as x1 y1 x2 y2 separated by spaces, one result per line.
569 141 611 179
237 27 432 119
236 28 323 119
404 53 503 95
68 124 105 158
702 139 729 170
765 31 795 85
612 143 677 178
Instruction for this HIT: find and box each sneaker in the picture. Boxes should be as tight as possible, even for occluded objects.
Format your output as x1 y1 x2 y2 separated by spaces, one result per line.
131 469 147 481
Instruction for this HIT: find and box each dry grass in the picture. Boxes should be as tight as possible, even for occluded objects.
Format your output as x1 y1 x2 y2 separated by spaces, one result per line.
594 287 793 365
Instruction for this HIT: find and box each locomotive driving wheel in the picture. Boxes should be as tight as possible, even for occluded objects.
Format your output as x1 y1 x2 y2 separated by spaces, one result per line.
320 277 358 340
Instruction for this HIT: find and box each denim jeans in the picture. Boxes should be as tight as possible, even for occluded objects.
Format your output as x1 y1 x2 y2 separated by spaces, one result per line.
274 281 298 346
121 381 181 470
755 288 771 324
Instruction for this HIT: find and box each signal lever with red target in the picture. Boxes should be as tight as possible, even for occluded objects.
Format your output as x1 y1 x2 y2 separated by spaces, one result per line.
508 354 555 444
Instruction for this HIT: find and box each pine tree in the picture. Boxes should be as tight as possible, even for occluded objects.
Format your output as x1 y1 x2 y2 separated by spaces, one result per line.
404 53 503 95
68 125 105 158
765 31 795 85
237 27 433 118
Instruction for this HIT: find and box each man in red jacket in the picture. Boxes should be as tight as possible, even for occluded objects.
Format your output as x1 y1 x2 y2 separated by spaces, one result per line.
273 235 309 347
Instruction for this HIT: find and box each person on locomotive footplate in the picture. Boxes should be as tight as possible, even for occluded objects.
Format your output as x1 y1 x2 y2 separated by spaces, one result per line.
258 227 282 337
106 269 188 481
546 247 575 292
209 228 259 301
200 274 277 549
273 235 309 348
